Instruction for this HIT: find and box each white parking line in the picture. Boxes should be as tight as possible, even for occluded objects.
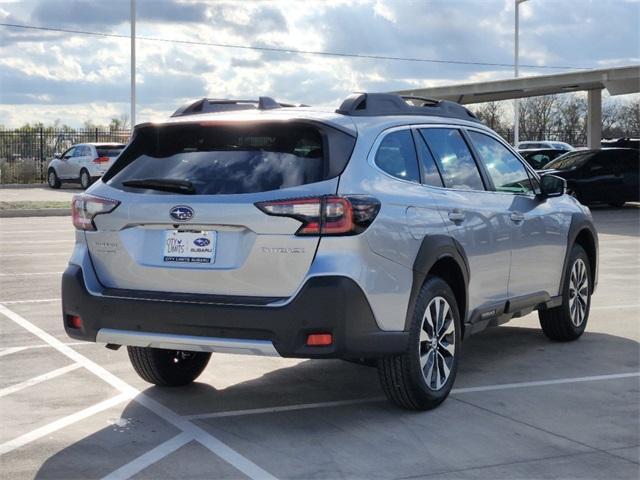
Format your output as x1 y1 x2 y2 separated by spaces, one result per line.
185 371 640 421
0 304 278 480
0 253 69 257
102 433 193 480
0 392 133 455
0 363 82 398
2 241 70 245
0 342 87 356
0 298 60 304
0 346 29 357
0 230 72 234
591 304 640 310
0 272 63 277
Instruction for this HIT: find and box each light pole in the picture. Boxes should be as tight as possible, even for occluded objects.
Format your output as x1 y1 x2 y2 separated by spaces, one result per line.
514 0 530 146
130 0 136 128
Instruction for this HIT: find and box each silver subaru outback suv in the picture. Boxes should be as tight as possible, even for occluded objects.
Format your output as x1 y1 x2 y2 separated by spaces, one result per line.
62 93 598 410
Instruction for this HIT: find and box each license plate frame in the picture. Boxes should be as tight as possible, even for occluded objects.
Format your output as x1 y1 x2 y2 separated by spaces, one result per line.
163 230 217 264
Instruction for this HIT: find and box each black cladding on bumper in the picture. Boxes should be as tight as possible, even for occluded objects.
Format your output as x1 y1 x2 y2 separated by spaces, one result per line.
61 265 409 359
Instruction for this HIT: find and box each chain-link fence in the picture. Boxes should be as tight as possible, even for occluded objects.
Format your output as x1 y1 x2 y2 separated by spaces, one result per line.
0 128 131 184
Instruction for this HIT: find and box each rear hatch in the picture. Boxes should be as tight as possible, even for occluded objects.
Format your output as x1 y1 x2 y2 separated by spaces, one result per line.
85 120 355 299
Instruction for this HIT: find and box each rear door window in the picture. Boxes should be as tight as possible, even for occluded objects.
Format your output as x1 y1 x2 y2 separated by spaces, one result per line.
414 132 444 187
468 131 534 195
106 122 355 195
374 129 420 183
419 128 485 191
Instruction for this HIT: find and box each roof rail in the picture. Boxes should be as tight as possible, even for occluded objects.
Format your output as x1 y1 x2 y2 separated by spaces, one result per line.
171 96 303 117
335 93 479 122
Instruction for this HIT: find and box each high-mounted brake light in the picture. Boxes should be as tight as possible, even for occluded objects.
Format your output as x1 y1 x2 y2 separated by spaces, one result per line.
92 156 110 164
71 194 120 231
255 195 380 236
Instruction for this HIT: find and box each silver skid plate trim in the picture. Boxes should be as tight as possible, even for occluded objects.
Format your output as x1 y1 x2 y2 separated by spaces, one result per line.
96 328 280 356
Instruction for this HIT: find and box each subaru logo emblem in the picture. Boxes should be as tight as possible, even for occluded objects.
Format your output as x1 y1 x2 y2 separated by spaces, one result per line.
194 237 210 247
169 206 194 222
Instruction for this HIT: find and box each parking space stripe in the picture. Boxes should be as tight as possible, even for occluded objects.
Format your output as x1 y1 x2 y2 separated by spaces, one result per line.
0 346 29 357
102 433 193 480
0 253 69 257
591 304 640 310
0 298 60 304
0 363 82 398
0 272 63 277
0 304 278 480
0 392 132 455
0 342 87 355
185 371 640 420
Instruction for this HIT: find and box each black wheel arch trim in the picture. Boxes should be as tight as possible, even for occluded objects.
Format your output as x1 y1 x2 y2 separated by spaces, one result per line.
559 212 599 296
405 235 470 331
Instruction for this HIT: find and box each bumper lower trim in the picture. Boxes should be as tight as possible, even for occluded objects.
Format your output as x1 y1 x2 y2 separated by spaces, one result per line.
95 328 280 356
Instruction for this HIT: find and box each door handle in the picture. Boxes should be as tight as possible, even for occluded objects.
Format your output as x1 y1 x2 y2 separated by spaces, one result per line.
510 212 525 223
448 210 465 223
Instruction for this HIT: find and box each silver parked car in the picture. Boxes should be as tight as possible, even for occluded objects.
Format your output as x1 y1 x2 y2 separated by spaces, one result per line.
47 142 125 189
62 94 598 410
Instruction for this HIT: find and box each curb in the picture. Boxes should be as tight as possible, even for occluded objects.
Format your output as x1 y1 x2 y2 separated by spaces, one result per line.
0 208 70 218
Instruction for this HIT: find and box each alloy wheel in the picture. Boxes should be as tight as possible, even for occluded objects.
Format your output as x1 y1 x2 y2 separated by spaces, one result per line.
419 296 456 390
568 258 589 327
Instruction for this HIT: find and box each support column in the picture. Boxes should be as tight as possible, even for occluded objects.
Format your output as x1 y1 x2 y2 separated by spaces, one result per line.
587 89 602 149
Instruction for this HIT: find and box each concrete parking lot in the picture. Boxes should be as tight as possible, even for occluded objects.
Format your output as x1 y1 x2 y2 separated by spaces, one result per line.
0 206 638 479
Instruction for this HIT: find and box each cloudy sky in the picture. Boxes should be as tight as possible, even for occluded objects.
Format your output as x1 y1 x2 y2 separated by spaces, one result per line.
0 0 638 127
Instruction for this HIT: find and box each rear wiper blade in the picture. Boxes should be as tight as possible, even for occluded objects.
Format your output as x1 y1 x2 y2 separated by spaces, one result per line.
122 178 196 194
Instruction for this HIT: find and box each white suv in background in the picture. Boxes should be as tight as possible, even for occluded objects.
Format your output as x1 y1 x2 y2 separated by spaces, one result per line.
47 142 125 189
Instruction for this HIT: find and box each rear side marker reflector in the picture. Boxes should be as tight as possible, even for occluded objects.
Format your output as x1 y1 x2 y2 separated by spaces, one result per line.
66 315 83 329
92 156 110 164
255 195 380 236
306 333 333 346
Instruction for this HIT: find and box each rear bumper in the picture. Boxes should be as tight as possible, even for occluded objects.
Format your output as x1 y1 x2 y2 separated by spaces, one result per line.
62 264 409 359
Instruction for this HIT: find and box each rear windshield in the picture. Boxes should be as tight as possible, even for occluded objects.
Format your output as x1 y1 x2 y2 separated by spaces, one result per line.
96 146 124 157
105 122 354 195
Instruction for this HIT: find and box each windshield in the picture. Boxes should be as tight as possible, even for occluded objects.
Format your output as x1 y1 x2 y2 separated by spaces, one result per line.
106 122 354 195
544 151 595 170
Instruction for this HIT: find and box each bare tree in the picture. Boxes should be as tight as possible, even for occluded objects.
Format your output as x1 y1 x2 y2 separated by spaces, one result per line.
518 94 559 141
618 98 640 137
554 95 586 146
471 101 506 132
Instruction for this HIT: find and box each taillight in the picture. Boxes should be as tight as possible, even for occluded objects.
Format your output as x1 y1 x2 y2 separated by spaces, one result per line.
255 195 380 236
71 194 120 231
92 156 110 164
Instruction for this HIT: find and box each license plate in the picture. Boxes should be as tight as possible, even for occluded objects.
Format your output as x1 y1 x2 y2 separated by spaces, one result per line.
163 230 216 264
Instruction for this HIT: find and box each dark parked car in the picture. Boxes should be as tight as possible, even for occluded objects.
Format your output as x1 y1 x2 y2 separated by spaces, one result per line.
601 138 639 149
541 148 639 207
519 148 567 169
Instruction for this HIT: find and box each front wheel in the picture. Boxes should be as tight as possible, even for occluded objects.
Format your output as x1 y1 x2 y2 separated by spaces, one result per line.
127 347 211 386
378 276 462 410
47 169 61 189
539 244 591 341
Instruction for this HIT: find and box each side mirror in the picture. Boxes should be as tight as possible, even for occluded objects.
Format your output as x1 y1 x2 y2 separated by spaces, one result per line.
538 174 566 198
54 153 62 159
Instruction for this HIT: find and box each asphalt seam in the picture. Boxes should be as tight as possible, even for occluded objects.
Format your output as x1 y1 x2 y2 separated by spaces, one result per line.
453 396 640 469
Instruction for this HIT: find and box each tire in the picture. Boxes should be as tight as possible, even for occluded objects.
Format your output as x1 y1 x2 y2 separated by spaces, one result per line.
378 276 462 410
127 347 211 386
47 169 61 189
539 244 591 341
79 169 92 189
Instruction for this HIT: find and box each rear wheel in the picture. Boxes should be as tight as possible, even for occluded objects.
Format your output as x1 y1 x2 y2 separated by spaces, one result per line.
378 277 461 410
79 169 92 189
127 347 211 386
539 244 591 341
47 169 61 189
